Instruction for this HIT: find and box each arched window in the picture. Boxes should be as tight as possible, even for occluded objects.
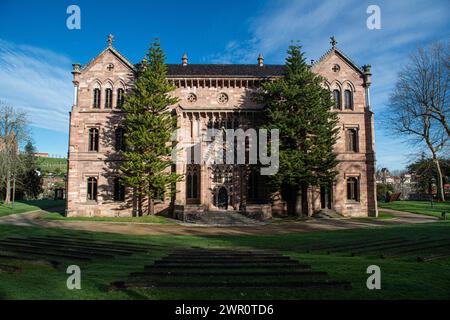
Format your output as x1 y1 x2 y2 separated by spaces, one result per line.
347 177 359 201
87 177 98 201
333 89 341 109
93 88 101 108
116 88 124 108
105 88 112 109
344 90 353 110
346 128 358 152
88 128 99 152
113 177 125 202
115 127 126 151
213 166 221 183
186 170 198 199
225 166 233 183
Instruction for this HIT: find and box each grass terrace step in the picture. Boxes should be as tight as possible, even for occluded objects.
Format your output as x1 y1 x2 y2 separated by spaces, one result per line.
125 275 331 284
351 238 450 256
0 247 92 261
7 238 135 256
111 280 351 290
0 252 60 267
32 240 155 253
157 258 294 264
0 241 115 259
305 237 405 252
0 264 21 273
381 242 450 258
145 263 311 269
417 252 450 262
129 270 327 277
151 260 302 265
169 252 283 257
36 237 154 251
40 235 153 249
327 239 409 254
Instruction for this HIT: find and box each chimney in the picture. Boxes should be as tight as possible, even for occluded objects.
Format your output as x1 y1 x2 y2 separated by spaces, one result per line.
362 64 372 87
257 53 264 67
71 64 81 107
182 53 188 66
362 64 372 111
72 63 81 75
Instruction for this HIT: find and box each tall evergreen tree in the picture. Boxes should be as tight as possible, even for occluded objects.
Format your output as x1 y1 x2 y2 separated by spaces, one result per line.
120 40 181 216
256 44 339 216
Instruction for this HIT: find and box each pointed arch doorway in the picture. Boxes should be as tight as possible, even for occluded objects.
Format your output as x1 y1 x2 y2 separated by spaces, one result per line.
320 184 333 210
217 186 228 210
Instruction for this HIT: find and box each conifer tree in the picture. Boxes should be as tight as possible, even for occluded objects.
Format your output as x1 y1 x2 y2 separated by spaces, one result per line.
256 43 339 216
120 40 181 216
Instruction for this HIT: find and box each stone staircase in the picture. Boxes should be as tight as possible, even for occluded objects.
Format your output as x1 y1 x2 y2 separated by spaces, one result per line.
184 211 265 226
312 209 347 219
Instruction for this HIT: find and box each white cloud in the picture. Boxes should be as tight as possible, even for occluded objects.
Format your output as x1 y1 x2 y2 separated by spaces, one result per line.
0 39 72 133
204 0 449 64
202 0 449 170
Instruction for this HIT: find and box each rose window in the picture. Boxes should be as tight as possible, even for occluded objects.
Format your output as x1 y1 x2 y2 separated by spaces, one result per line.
186 93 197 103
217 92 228 104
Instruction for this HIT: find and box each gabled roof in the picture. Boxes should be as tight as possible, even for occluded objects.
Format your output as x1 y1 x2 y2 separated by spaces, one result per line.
312 47 364 75
78 38 363 78
80 46 135 72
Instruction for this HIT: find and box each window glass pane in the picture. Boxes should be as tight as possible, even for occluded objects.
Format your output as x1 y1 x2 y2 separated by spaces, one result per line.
344 90 353 109
87 177 97 201
333 90 341 109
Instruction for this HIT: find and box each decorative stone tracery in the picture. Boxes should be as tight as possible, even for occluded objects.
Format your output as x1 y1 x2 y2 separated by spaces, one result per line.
186 93 197 103
217 92 228 104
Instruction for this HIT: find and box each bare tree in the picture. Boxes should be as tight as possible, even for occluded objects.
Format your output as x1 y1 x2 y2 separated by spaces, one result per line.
388 41 449 201
0 102 29 204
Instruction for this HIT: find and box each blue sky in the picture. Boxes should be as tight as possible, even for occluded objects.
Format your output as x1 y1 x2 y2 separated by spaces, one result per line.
0 0 448 169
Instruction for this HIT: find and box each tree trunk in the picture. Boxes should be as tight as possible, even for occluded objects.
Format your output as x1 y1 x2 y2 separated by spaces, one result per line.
149 198 154 215
432 156 445 201
4 173 11 204
301 182 309 216
132 187 137 217
295 187 303 217
137 187 143 216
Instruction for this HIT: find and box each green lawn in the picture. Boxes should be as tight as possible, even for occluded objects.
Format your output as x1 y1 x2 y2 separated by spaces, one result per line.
0 219 449 299
36 157 67 175
378 200 450 218
41 211 176 224
355 211 395 220
0 199 66 217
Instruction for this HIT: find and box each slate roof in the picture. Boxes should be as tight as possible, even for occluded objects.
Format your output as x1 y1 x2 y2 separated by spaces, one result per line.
165 64 285 77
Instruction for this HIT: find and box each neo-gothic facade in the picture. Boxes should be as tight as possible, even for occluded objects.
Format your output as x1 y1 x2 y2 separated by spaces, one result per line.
66 37 378 218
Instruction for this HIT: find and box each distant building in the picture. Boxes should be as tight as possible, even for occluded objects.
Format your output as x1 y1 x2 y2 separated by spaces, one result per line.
33 152 49 158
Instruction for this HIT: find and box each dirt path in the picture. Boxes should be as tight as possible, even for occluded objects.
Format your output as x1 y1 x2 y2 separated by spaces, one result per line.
0 207 439 236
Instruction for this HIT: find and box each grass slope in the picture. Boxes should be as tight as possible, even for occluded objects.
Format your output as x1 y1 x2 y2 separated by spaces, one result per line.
379 200 450 218
0 200 65 217
42 211 176 224
0 221 449 300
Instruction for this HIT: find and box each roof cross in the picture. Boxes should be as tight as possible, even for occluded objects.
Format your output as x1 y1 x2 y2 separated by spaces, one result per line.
330 36 337 48
107 34 114 47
